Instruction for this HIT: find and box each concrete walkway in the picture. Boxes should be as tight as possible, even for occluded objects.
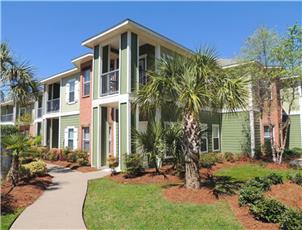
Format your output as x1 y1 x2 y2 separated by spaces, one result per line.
11 164 110 230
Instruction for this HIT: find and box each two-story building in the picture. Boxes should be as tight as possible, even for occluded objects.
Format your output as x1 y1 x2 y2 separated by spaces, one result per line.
1 19 301 169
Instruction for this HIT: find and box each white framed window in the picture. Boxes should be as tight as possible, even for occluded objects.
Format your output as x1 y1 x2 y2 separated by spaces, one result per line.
69 80 75 103
200 123 208 153
82 127 90 152
64 126 78 150
68 128 74 149
212 124 220 151
264 126 270 139
139 55 147 85
82 69 90 96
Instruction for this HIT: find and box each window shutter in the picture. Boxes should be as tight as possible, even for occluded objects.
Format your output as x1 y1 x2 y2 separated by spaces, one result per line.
66 82 70 103
75 80 79 102
73 127 78 150
64 128 68 147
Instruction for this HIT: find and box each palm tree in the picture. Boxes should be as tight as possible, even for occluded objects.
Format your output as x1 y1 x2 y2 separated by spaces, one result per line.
0 42 40 105
136 48 249 189
2 134 31 186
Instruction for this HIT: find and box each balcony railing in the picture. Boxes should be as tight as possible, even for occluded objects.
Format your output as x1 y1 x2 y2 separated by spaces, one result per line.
47 98 60 113
37 107 43 118
1 113 14 122
100 69 119 96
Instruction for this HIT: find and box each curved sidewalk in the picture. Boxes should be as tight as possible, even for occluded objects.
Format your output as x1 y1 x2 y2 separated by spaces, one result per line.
11 164 110 230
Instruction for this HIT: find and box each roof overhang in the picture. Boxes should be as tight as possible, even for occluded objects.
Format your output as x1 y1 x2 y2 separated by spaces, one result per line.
81 19 193 57
41 68 79 84
71 53 93 68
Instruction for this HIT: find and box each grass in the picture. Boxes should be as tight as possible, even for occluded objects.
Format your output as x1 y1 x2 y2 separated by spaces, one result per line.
84 178 243 230
1 209 23 230
215 163 298 181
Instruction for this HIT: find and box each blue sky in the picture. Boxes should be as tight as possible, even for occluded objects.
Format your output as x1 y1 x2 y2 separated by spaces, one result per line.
2 1 301 80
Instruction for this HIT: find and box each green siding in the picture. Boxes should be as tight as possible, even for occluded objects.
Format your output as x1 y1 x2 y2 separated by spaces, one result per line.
131 33 138 92
288 115 301 149
92 108 98 167
93 45 100 99
60 115 80 148
131 103 136 153
61 74 80 112
199 111 222 152
101 107 108 166
120 103 128 169
120 33 128 94
102 46 109 73
221 112 250 153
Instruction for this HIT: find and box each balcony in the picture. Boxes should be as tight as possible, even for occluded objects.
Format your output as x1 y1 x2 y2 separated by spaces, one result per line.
100 69 119 96
1 113 14 122
37 107 43 118
47 98 60 113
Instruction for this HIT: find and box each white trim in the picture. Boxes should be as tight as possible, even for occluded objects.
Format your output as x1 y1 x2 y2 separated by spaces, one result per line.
41 68 79 84
92 94 129 107
97 106 100 168
212 124 220 152
43 111 80 119
98 45 102 99
117 103 121 172
58 117 61 148
127 102 131 154
113 109 117 158
299 84 302 147
118 35 121 96
248 79 255 157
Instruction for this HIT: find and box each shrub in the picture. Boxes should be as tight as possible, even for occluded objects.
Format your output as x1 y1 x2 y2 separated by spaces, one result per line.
250 198 288 223
224 152 236 162
200 152 222 169
20 160 47 178
211 176 243 197
62 147 72 160
288 171 302 186
280 209 302 230
47 148 61 161
284 147 302 160
67 151 77 163
267 173 283 185
245 177 272 191
124 153 144 178
261 139 272 158
75 150 89 166
239 185 264 206
77 158 88 166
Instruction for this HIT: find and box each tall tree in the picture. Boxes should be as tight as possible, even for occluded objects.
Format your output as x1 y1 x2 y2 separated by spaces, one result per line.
136 49 249 189
0 42 40 105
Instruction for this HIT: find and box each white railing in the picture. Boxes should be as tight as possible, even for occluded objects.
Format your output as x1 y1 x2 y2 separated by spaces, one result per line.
100 69 119 96
47 98 60 113
1 113 14 122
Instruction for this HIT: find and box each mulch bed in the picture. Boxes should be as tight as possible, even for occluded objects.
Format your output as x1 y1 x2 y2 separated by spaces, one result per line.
1 175 53 214
108 167 182 185
265 182 302 211
44 160 98 173
226 195 279 230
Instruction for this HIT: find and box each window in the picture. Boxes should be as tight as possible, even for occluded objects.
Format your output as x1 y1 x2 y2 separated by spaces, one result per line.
68 128 74 149
69 80 75 103
82 127 90 152
200 124 208 153
264 126 271 139
139 55 147 85
82 69 90 96
212 124 220 151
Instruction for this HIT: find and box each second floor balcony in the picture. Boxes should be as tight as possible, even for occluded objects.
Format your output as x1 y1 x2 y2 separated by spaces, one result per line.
100 69 119 96
1 113 14 122
47 98 60 113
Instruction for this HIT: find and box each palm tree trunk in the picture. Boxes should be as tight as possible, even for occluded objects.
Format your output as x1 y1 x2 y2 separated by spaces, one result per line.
183 112 201 189
10 155 20 186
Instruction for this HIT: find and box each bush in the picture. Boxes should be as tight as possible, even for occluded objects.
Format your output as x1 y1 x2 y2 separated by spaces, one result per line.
224 152 236 162
75 150 89 166
280 209 302 230
67 151 77 163
266 173 283 185
284 147 302 159
124 153 144 178
250 198 288 223
288 171 302 186
107 154 119 169
245 177 272 191
20 160 47 178
46 148 61 161
239 185 264 206
261 139 272 158
77 158 88 166
200 152 223 169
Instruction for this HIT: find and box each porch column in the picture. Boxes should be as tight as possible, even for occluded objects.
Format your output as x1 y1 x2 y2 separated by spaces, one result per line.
119 102 130 170
100 106 108 167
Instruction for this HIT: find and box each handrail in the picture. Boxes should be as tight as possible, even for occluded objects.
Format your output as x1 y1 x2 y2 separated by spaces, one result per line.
100 69 119 96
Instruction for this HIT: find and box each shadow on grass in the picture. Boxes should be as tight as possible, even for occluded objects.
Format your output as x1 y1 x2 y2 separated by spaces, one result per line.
201 175 244 198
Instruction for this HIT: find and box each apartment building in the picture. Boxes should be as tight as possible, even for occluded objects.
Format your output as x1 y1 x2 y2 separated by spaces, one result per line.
1 19 301 169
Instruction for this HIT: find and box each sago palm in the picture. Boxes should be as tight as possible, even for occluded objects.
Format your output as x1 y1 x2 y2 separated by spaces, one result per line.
136 48 249 189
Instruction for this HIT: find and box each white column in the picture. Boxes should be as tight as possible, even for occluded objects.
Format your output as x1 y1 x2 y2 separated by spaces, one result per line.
248 77 256 158
127 31 131 94
299 83 302 147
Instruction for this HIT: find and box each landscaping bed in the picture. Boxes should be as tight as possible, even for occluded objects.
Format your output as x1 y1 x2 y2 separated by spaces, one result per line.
44 160 98 173
1 175 53 230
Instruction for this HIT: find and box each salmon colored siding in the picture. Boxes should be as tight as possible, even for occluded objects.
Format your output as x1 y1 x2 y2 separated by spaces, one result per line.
79 61 92 154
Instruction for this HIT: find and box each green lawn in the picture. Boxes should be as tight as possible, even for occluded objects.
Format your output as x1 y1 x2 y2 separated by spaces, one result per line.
84 178 243 230
215 163 298 181
1 209 23 230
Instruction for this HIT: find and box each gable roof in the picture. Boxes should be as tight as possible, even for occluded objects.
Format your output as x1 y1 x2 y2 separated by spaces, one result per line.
81 19 193 56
